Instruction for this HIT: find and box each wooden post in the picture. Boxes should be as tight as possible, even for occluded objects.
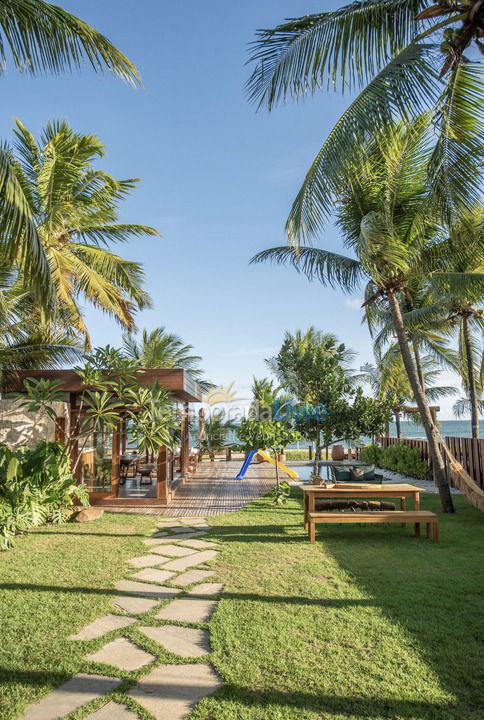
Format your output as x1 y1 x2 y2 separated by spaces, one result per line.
225 446 232 461
55 417 66 444
156 444 169 503
69 393 81 482
180 402 190 480
121 417 126 454
308 445 312 461
111 422 121 498
198 407 205 449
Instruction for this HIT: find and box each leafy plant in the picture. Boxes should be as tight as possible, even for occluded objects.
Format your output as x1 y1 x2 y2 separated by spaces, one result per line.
237 418 300 491
360 443 430 480
0 441 89 550
269 480 291 505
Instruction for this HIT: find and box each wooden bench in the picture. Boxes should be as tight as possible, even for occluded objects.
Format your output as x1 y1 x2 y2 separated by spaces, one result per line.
308 510 439 544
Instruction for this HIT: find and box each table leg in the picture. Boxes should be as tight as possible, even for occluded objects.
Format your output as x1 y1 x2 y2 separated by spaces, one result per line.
400 497 406 527
304 493 309 529
414 492 420 537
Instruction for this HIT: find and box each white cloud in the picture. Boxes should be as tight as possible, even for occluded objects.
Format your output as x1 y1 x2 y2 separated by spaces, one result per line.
345 297 364 310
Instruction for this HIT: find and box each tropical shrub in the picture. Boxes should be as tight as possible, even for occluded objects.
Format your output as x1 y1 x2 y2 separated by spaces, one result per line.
360 443 430 480
0 441 89 550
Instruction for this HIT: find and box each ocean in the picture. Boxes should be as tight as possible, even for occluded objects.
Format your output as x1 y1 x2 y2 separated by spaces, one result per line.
220 420 479 448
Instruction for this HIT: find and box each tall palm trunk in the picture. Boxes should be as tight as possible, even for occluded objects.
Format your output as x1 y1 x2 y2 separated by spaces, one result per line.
394 409 402 439
388 291 454 512
412 340 426 399
462 314 479 439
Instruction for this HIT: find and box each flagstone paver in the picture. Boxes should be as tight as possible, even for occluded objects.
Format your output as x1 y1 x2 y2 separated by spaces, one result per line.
129 663 223 720
160 550 219 572
115 580 182 599
179 538 218 550
85 701 140 720
172 569 216 586
151 530 207 540
149 544 197 557
155 598 218 623
167 525 199 534
87 637 155 672
113 596 159 614
70 614 137 641
139 625 211 658
127 554 169 568
22 674 123 720
187 583 224 597
131 568 176 584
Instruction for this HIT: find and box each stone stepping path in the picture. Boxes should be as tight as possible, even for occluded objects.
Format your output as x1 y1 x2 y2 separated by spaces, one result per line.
139 625 210 658
155 598 218 623
85 701 139 719
172 569 216 586
160 549 219 572
188 582 224 597
87 637 155 671
129 663 223 720
131 567 176 584
70 614 137 641
112 595 159 614
115 580 182 599
151 530 207 540
149 544 197 557
22 517 224 720
127 554 169 568
179 538 217 549
22 674 123 720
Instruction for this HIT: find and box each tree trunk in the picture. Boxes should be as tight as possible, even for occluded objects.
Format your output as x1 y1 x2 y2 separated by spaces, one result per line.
395 409 402 439
387 291 454 512
412 339 426 398
313 423 320 474
462 314 479 439
274 450 280 489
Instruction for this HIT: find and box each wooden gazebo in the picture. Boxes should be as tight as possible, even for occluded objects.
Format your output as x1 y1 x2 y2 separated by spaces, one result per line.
7 369 202 507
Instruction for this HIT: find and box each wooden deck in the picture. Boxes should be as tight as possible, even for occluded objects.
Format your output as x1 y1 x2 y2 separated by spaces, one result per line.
104 460 278 516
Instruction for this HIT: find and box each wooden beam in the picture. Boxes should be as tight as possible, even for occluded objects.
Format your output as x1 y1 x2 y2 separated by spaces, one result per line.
156 445 169 503
180 402 190 480
111 422 121 498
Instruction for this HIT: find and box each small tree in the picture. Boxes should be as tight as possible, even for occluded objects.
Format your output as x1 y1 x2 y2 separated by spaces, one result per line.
15 346 177 478
237 418 300 502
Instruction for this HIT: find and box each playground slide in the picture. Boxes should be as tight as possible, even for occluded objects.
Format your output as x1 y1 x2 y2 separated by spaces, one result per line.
256 450 300 480
236 450 257 480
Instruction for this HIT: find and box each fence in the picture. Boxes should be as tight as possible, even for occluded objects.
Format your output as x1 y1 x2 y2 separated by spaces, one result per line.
377 436 484 490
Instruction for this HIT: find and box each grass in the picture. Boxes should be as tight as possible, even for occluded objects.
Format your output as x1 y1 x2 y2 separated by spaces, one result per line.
1 492 483 719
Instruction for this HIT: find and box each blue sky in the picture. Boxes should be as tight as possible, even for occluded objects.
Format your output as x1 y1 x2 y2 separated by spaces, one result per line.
2 0 461 417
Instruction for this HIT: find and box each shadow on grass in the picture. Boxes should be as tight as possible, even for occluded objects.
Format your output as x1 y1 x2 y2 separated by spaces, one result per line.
0 670 453 719
212 684 455 719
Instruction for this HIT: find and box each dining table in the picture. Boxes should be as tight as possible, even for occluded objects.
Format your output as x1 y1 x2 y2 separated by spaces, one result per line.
301 483 425 535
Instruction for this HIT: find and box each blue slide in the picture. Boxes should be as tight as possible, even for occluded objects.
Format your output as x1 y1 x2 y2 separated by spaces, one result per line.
236 450 257 480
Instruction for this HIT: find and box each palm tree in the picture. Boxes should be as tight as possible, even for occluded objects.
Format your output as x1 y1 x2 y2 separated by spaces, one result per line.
0 0 141 294
247 1 483 239
199 414 237 460
0 255 83 388
5 120 157 346
401 207 484 436
123 327 211 391
356 350 456 438
252 118 460 511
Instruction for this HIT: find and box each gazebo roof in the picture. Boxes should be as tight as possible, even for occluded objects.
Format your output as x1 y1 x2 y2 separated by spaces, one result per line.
7 368 203 403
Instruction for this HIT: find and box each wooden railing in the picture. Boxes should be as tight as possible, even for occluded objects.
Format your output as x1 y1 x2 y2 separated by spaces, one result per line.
377 436 484 490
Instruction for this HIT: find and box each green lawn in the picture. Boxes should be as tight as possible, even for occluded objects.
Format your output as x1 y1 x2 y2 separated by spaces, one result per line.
1 491 483 720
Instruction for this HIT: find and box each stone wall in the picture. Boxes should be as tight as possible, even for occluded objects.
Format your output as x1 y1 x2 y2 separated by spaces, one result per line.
0 400 69 449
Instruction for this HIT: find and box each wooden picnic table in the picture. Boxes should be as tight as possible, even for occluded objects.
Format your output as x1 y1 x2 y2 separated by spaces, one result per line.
301 483 425 536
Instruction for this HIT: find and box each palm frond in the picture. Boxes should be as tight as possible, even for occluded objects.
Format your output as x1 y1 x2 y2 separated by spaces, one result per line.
0 0 140 84
285 43 439 240
246 0 423 108
428 63 484 220
250 245 363 292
